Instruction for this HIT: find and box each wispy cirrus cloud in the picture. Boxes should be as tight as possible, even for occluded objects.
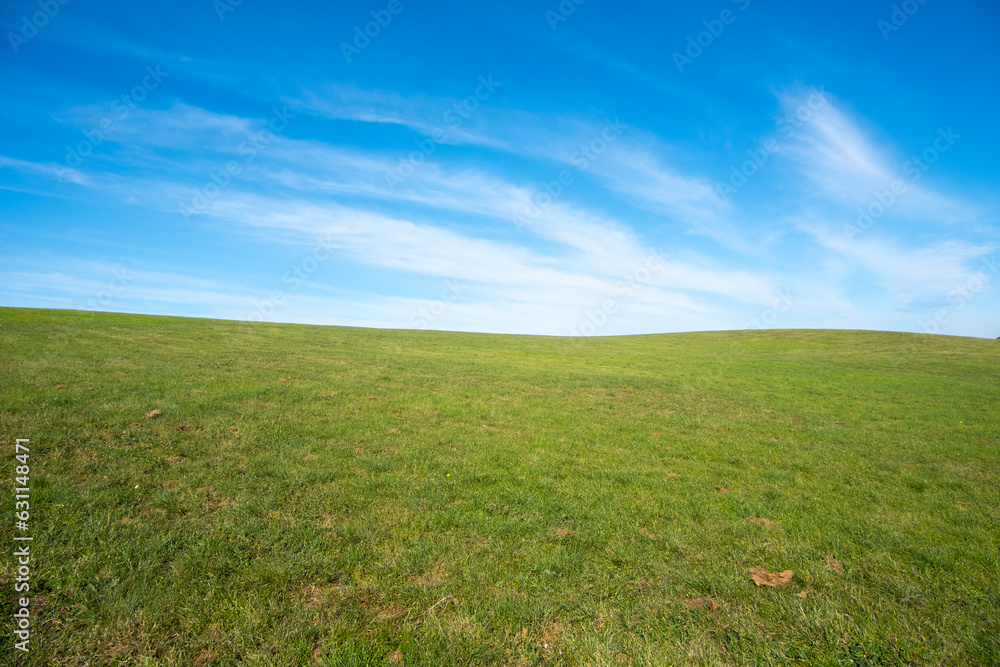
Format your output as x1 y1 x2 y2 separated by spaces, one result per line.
14 80 995 336
293 84 753 249
777 87 977 224
0 155 88 186
796 217 995 308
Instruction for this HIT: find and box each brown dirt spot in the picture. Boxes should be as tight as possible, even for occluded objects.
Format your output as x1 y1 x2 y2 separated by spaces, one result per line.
454 499 468 505
616 654 629 664
683 597 720 611
412 561 446 587
540 620 563 645
176 424 190 431
388 650 404 664
640 527 660 540
746 517 776 527
554 528 577 538
228 426 239 432
193 649 217 666
823 554 845 574
716 486 730 494
376 602 408 621
166 456 183 462
666 472 679 478
145 409 163 419
329 392 338 396
301 585 326 609
304 453 317 461
750 567 794 587
129 422 142 428
55 384 68 389
388 428 399 433
651 432 661 438
120 517 137 526
102 433 115 441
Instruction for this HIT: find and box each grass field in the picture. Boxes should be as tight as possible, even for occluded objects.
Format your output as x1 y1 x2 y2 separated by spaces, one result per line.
1 307 998 666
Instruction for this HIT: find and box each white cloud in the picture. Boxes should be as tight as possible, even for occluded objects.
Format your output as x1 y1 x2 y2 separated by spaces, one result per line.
778 87 978 224
796 218 996 308
0 155 88 185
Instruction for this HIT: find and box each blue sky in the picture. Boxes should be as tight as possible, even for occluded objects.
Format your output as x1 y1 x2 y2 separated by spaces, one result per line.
1 0 998 337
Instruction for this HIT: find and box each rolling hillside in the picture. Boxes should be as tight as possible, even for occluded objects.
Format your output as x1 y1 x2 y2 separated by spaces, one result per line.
1 308 998 665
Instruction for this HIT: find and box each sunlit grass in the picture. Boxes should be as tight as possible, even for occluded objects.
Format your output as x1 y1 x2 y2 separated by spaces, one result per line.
1 308 998 665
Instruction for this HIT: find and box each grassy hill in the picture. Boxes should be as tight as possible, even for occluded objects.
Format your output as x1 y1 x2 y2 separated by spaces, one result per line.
1 307 998 665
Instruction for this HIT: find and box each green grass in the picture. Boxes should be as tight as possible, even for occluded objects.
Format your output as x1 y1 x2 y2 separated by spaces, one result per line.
1 307 998 666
